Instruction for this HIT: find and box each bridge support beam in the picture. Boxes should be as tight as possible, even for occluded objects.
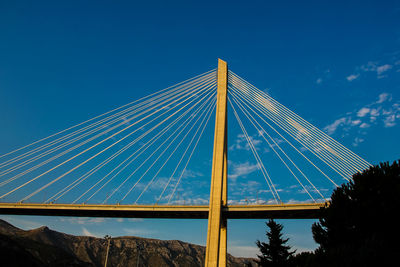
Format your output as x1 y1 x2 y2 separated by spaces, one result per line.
205 59 228 267
218 148 227 267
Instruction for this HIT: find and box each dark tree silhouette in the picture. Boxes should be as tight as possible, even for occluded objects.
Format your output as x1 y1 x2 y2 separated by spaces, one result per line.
256 219 295 267
312 160 400 267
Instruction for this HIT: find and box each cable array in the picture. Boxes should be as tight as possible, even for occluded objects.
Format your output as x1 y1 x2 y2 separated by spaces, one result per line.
0 70 216 204
0 67 371 206
227 71 371 203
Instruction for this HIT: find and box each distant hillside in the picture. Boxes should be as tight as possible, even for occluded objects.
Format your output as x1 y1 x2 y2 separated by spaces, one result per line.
0 219 255 267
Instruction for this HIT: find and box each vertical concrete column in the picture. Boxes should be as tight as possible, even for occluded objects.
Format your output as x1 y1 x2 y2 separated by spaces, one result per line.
205 59 228 267
218 131 227 267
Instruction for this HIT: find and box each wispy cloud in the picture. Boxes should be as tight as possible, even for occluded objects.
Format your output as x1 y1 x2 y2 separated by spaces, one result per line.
324 93 400 146
182 169 203 179
229 133 263 152
356 107 370 117
376 64 392 76
352 137 365 147
346 57 398 80
324 117 349 135
229 244 259 258
315 69 331 85
359 61 393 79
128 218 144 222
376 92 392 103
114 218 144 223
228 161 260 180
122 228 157 236
60 217 106 225
168 197 209 205
82 227 100 237
383 113 397 128
346 73 359 82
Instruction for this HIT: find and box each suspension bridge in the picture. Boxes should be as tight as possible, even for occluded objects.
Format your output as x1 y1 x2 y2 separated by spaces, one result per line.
0 59 370 266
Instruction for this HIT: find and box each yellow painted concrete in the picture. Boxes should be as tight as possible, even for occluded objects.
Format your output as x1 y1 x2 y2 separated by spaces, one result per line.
205 59 228 267
218 122 228 266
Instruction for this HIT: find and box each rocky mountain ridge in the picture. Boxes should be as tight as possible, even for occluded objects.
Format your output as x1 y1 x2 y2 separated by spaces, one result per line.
0 219 255 266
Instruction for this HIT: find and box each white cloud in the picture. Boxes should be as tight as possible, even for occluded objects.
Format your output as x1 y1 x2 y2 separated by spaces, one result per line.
122 228 157 236
229 134 263 152
324 92 399 137
357 107 370 117
351 119 361 126
359 123 370 129
315 69 331 85
299 146 308 152
60 217 106 225
82 227 99 237
376 93 392 104
376 64 392 76
323 117 349 135
359 61 393 78
228 162 260 180
127 218 144 222
369 108 380 117
263 88 272 94
186 197 209 205
346 74 359 81
360 61 378 72
384 114 396 128
352 137 365 147
182 169 203 179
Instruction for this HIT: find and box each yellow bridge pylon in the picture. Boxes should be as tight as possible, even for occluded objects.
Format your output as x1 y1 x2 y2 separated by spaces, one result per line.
205 59 228 267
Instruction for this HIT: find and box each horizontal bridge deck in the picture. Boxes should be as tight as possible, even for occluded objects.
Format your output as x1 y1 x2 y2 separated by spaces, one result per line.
0 202 326 219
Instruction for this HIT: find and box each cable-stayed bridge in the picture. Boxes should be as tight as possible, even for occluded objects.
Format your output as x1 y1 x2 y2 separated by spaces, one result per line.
0 59 370 266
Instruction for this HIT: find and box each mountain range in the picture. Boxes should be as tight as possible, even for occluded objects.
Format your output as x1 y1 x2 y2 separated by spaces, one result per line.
0 219 255 266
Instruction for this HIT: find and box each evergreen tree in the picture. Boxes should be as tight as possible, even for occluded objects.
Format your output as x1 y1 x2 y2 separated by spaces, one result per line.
312 160 400 266
256 219 295 267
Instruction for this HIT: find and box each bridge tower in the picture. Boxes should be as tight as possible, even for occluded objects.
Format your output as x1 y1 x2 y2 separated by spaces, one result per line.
205 59 228 267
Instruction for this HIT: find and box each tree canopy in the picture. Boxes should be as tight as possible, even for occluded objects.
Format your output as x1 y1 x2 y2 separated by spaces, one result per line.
311 160 400 266
256 219 295 267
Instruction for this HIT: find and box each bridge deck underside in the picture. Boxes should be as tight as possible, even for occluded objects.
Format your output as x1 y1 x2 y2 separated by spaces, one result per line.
0 203 325 219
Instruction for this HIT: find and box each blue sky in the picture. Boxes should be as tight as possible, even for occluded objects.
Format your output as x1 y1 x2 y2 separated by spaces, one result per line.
0 0 399 258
